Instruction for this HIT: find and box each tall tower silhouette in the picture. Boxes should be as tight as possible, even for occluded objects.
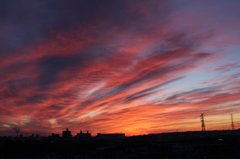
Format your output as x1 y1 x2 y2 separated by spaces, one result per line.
200 113 206 131
231 114 235 130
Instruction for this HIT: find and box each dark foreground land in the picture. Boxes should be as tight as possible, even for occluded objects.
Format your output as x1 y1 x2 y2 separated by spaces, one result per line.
1 130 240 159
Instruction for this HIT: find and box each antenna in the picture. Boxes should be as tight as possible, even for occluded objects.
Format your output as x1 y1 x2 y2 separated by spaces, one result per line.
200 113 206 131
231 114 235 130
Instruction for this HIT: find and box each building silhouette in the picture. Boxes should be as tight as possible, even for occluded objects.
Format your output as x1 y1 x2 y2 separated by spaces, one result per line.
62 128 72 138
76 130 91 139
50 133 60 139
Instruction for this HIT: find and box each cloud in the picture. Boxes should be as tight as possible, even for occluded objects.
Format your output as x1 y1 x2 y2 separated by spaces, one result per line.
214 63 240 72
0 0 240 135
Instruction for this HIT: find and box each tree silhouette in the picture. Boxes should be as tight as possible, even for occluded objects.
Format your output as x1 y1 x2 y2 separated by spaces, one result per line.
12 126 21 136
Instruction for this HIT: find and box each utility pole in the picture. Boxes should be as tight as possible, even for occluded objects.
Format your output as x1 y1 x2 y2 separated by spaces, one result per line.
231 114 235 130
200 113 206 131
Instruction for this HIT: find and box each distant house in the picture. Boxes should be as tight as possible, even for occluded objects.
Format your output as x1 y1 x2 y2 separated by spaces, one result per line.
50 133 60 139
76 130 91 139
62 128 72 138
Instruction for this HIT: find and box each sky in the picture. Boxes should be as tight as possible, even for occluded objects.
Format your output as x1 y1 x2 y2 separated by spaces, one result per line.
0 0 240 136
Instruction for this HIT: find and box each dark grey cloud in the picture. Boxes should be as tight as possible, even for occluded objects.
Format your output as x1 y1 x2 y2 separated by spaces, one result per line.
0 0 52 54
37 55 84 86
0 81 19 99
26 94 48 104
0 0 168 55
0 107 12 116
48 105 63 110
166 87 219 100
124 76 185 103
